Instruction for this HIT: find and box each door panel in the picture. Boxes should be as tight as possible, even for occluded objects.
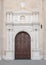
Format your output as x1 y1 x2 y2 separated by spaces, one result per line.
15 31 31 59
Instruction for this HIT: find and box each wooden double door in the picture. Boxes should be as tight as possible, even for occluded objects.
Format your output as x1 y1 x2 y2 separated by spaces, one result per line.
15 31 31 59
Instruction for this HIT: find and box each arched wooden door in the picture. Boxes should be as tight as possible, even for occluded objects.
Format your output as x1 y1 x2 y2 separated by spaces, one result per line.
15 31 31 59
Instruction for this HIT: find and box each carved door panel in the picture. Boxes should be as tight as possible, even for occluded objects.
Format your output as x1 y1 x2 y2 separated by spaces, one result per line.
15 32 31 59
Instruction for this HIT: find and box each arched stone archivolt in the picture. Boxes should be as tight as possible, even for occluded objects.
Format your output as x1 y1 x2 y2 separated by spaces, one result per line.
13 30 32 58
14 30 32 40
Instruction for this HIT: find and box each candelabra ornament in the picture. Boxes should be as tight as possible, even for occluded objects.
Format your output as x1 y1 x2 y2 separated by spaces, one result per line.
20 1 26 8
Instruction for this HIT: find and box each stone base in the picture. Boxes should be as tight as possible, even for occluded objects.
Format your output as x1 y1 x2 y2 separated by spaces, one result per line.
31 51 42 60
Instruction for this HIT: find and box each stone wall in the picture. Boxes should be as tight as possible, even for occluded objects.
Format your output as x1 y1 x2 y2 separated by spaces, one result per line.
0 0 3 59
0 0 46 60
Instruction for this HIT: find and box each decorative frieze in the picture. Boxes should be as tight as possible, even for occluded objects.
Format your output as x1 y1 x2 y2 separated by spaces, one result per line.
6 12 39 24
